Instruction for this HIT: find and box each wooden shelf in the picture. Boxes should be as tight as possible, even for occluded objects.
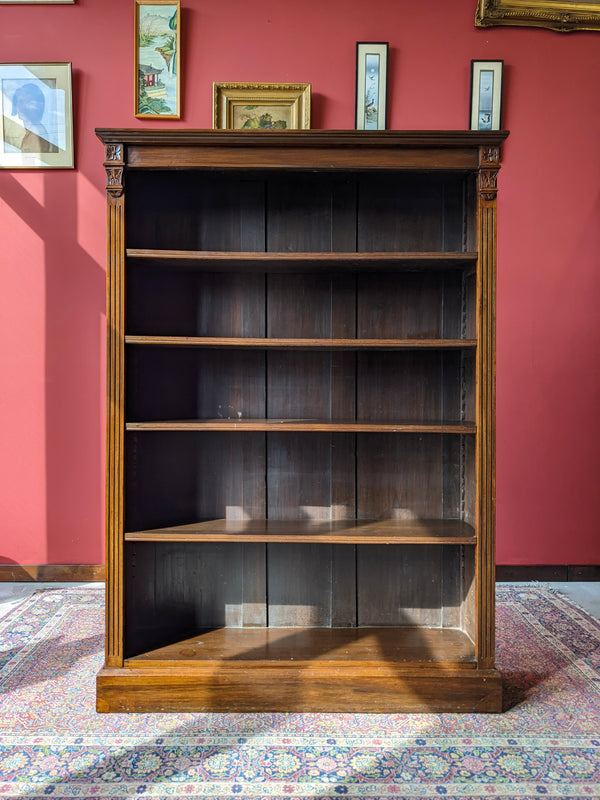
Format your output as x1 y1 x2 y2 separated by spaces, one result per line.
126 249 478 271
124 518 476 544
126 626 476 669
126 419 476 433
125 336 477 350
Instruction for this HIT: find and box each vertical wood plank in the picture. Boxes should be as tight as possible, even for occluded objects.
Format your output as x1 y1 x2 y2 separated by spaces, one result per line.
441 545 462 628
358 174 444 251
268 543 334 627
197 273 265 337
357 434 445 521
267 175 333 251
357 545 443 627
125 432 197 532
196 432 266 521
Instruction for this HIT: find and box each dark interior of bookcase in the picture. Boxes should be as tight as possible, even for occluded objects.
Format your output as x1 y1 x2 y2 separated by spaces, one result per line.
122 169 478 659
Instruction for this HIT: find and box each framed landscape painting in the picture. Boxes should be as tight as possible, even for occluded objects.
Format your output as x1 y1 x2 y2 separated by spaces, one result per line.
135 0 180 118
213 83 311 130
0 62 73 168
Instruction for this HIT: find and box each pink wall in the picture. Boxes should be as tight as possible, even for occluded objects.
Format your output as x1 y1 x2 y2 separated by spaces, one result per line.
1 0 598 566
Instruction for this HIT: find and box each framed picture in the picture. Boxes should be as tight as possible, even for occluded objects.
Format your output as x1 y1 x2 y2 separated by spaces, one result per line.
213 83 311 130
475 0 600 32
470 60 503 131
0 62 73 168
135 0 180 119
355 42 388 131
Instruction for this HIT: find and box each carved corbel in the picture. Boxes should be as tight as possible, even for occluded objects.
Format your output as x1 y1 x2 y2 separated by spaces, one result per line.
478 146 500 201
478 169 499 202
104 143 125 198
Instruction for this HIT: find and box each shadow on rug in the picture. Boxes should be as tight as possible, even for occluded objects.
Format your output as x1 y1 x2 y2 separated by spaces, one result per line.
0 585 599 799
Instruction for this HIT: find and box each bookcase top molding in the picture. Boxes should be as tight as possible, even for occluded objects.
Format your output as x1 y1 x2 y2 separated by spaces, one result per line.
96 128 509 148
96 129 509 176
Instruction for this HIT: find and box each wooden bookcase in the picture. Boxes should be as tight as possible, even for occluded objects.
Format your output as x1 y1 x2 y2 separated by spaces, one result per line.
96 129 508 713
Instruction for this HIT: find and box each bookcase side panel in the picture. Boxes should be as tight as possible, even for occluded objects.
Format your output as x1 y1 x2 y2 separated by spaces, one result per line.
104 146 126 668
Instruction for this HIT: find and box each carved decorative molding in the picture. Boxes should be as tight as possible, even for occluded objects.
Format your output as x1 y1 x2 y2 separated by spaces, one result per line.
480 146 500 166
475 0 600 32
478 169 499 201
105 144 124 162
106 167 124 198
103 142 125 198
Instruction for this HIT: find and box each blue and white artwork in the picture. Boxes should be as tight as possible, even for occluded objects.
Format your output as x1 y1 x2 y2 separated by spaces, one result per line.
478 70 494 130
363 54 380 130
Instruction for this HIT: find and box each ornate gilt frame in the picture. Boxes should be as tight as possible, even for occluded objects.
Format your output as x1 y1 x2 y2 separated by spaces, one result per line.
213 83 311 130
475 0 600 31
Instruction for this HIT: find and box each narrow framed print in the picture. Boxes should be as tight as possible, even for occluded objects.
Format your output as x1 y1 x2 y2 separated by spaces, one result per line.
470 60 503 131
355 42 388 130
0 62 73 168
135 0 180 119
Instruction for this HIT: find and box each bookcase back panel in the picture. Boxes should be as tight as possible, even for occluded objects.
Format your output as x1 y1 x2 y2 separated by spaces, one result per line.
127 269 266 338
356 544 464 628
125 171 473 255
125 431 266 531
125 431 471 533
356 272 467 339
266 176 355 252
356 434 465 521
123 539 471 657
267 273 356 337
357 174 469 252
356 351 468 422
124 540 266 657
125 269 474 340
126 347 473 425
267 543 356 627
267 352 355 419
196 273 266 336
266 433 355 520
126 172 266 251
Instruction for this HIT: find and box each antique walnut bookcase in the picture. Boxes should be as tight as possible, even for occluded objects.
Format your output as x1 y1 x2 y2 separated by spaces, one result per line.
96 129 508 713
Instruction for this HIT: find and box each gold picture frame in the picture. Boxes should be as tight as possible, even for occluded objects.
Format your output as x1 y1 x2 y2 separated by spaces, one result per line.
135 0 180 119
475 0 600 31
213 83 311 130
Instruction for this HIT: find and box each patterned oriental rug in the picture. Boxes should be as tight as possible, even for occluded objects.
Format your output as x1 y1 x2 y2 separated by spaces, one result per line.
0 585 599 800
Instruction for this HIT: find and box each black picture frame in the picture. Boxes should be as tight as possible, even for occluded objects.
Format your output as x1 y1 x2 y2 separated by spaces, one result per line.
470 60 503 131
355 42 389 130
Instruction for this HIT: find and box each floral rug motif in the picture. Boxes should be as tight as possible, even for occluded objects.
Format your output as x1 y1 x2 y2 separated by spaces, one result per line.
0 585 599 799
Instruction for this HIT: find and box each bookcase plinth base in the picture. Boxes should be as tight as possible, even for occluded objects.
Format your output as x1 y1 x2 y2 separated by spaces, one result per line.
97 665 502 714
